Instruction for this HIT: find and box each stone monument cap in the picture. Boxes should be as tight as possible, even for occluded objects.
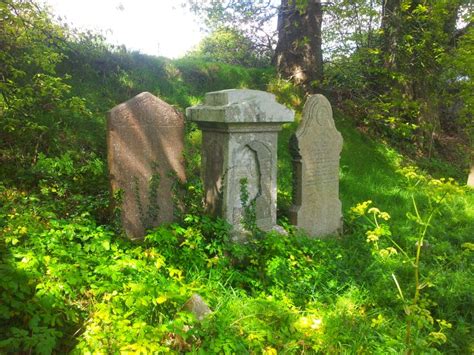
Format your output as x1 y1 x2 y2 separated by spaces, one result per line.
186 89 294 124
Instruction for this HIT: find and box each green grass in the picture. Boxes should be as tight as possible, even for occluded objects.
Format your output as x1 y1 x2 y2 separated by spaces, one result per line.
1 47 473 353
278 111 415 220
274 106 474 353
3 3 472 352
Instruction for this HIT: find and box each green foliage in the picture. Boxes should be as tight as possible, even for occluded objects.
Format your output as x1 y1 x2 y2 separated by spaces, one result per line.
185 0 277 62
322 0 472 172
188 27 270 67
324 0 381 57
132 162 162 231
2 114 473 353
187 0 471 169
443 16 474 142
348 169 471 352
267 77 305 111
174 58 274 96
239 178 258 233
1 1 473 353
344 157 473 353
0 0 96 168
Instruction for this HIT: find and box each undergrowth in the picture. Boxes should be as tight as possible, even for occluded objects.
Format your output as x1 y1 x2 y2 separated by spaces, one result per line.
1 113 473 353
1 2 473 353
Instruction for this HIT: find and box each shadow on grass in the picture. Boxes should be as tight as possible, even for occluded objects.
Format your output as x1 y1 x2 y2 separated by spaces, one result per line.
275 112 474 353
277 113 412 222
0 242 83 353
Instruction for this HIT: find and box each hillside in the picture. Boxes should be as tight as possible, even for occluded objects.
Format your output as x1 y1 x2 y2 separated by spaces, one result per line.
1 2 473 354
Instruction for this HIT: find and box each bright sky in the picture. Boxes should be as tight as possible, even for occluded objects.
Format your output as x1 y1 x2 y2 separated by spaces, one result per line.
42 0 205 58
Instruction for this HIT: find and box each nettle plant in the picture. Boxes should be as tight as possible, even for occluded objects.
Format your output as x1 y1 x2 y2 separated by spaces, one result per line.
350 166 467 353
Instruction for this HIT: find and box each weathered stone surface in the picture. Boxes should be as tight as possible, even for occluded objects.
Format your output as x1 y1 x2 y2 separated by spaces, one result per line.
188 89 294 123
107 92 185 240
468 165 474 187
187 89 294 239
289 94 343 237
183 294 212 321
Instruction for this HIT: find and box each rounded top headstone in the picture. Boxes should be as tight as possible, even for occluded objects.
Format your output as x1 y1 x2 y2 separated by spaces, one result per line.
109 92 184 128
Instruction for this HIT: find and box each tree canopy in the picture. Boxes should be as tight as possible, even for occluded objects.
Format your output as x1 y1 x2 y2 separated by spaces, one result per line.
189 0 473 159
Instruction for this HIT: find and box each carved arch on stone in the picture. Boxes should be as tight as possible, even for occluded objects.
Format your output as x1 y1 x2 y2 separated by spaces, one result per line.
297 94 335 140
230 140 273 228
246 141 273 226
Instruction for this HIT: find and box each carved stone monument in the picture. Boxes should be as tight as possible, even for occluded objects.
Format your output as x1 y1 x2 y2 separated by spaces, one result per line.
107 92 186 240
289 94 343 237
468 165 474 187
186 89 294 239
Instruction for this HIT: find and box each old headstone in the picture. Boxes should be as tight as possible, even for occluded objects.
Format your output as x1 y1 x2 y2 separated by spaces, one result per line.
186 89 294 239
468 165 474 187
183 294 212 321
289 94 343 237
107 92 186 240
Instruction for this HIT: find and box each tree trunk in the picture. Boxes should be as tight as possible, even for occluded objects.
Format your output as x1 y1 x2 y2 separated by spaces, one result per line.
381 0 401 70
274 0 323 92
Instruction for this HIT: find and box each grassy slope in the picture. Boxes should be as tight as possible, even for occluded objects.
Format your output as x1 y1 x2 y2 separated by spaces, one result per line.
1 49 473 353
275 103 474 353
278 110 473 226
196 108 474 353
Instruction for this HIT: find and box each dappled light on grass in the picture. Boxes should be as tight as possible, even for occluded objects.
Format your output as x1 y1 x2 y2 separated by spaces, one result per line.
1 1 473 352
2 107 473 353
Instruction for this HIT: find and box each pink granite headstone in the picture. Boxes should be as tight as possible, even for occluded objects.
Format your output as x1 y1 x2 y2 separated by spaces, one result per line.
107 92 185 240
